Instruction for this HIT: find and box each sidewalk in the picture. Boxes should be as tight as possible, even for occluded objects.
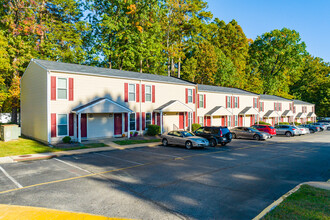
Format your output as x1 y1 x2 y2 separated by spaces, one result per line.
0 204 128 220
0 141 161 164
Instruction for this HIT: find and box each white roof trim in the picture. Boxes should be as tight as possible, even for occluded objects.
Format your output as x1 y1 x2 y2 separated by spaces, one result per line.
154 100 193 113
73 98 133 114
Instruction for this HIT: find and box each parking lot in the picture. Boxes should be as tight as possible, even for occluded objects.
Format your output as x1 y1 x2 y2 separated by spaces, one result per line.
0 131 329 219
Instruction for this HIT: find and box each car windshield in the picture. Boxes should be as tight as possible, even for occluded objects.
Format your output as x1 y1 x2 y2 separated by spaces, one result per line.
269 126 274 129
182 131 194 137
250 128 259 132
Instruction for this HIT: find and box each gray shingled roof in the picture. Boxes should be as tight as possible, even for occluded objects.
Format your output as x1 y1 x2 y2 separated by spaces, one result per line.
205 106 224 115
239 107 252 115
154 100 177 111
260 94 292 102
197 84 258 96
293 99 314 105
33 59 195 86
72 98 105 112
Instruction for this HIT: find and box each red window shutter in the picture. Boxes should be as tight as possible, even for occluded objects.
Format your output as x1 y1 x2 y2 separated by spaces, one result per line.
250 116 253 126
193 112 196 124
157 113 160 125
152 112 155 124
69 113 74 136
185 88 188 104
136 84 140 102
232 115 235 127
186 112 188 127
152 85 155 103
124 83 128 102
51 76 56 101
204 94 206 109
51 113 56 137
142 84 145 103
125 113 128 132
142 112 146 130
231 96 233 108
136 112 140 131
69 78 74 101
238 97 240 108
222 117 225 126
226 96 228 108
197 95 200 108
274 103 276 110
257 98 260 109
193 89 196 104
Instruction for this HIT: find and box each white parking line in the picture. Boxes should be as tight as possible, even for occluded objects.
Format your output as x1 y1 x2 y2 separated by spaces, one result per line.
94 153 143 165
129 149 179 158
0 166 23 188
54 158 92 174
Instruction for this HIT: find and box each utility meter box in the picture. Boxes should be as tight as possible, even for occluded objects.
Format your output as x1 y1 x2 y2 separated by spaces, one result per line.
1 124 20 142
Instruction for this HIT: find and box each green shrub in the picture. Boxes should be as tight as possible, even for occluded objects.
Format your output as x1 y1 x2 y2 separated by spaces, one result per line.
146 125 160 136
62 136 71 143
192 123 201 132
255 121 271 125
279 122 290 125
294 122 301 126
306 121 313 124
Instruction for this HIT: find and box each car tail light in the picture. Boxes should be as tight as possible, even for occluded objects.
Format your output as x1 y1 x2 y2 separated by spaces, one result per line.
292 128 296 130
220 129 223 137
300 129 303 131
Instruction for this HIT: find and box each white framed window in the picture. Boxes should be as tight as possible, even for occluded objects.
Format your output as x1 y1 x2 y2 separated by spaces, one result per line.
129 113 136 130
227 116 231 127
235 115 238 126
255 115 258 123
57 114 68 136
227 96 231 108
57 78 67 99
199 95 204 108
128 84 135 101
188 89 193 103
145 85 152 102
199 116 204 126
254 98 258 108
260 102 263 111
146 113 152 128
235 97 238 108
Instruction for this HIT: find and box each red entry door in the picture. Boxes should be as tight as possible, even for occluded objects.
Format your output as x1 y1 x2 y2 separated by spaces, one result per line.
77 114 87 138
114 113 122 135
179 113 184 129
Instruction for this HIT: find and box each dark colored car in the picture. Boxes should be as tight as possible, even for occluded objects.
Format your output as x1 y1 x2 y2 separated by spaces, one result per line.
194 126 232 147
300 124 318 133
251 124 276 136
231 127 271 141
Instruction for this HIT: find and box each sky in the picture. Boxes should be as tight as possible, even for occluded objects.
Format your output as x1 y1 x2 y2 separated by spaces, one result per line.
206 0 330 62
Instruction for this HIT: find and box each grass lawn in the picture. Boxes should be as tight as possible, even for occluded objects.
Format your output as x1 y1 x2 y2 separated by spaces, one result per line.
114 139 161 145
263 185 330 219
0 138 108 157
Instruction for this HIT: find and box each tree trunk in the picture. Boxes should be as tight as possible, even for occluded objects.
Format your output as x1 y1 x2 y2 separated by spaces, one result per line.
171 58 175 76
140 59 143 73
108 55 112 69
11 104 17 124
178 58 181 78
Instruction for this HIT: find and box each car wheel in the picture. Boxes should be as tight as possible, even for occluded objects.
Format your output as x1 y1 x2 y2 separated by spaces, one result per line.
310 130 315 133
232 133 236 139
162 138 168 146
254 134 261 141
185 141 192 150
209 139 217 147
285 131 292 137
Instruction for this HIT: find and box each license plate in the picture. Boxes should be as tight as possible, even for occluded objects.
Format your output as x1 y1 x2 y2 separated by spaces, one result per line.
223 138 226 141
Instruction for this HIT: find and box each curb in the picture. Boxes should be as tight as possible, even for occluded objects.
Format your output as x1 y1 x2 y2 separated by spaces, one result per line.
253 181 330 220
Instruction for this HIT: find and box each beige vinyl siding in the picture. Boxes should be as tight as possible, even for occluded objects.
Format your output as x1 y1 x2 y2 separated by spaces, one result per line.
21 62 48 143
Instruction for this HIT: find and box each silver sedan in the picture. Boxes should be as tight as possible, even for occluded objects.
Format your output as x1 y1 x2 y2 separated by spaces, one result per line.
161 131 209 149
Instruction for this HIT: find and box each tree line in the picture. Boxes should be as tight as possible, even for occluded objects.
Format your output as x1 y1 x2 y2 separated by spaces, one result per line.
0 0 329 120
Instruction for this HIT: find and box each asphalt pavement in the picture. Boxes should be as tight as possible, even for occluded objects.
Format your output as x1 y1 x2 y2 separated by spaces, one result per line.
0 131 329 220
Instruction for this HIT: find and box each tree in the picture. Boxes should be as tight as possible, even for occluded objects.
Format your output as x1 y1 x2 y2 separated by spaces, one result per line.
290 55 330 116
248 28 307 96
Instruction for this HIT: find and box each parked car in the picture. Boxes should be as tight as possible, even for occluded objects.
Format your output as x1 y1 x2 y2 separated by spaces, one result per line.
319 122 330 130
297 126 310 135
310 123 326 131
231 127 271 141
274 125 301 137
251 124 276 136
194 126 232 147
300 124 318 133
161 131 209 149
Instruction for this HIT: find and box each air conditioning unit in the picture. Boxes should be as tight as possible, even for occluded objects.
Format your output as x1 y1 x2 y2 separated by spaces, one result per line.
1 124 20 142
